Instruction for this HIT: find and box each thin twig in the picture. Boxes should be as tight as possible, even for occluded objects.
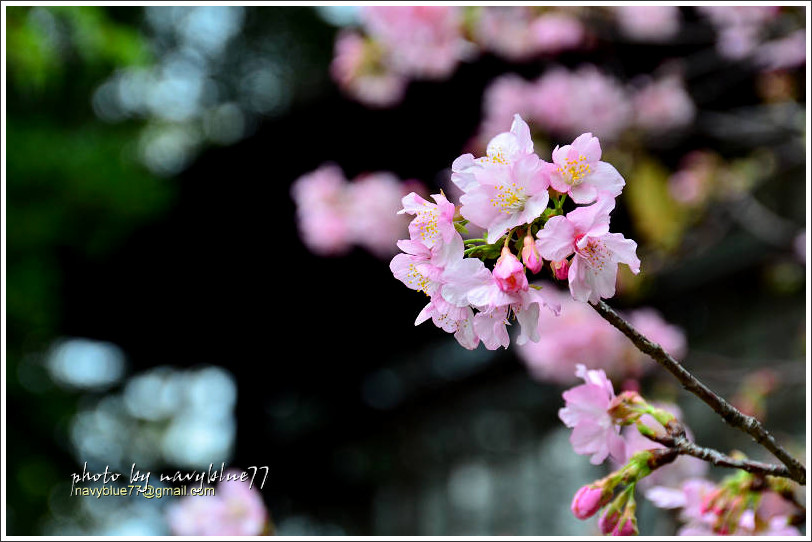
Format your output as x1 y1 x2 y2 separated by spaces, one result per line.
645 420 793 479
590 300 806 485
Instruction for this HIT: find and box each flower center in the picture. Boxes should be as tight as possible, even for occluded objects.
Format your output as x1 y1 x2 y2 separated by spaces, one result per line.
490 182 527 213
558 155 591 185
406 263 431 296
414 207 440 244
577 237 609 270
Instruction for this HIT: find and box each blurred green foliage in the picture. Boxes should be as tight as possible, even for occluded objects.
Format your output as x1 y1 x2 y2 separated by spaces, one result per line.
6 6 150 95
6 6 169 535
7 6 168 344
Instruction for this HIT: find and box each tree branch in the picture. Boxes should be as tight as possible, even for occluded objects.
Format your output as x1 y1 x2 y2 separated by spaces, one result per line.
645 420 793 479
590 300 806 485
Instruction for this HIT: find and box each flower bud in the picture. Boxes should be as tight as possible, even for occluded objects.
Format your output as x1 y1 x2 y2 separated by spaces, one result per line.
601 495 639 536
494 246 528 293
611 516 637 536
598 508 619 534
571 485 606 519
551 258 570 281
607 390 648 423
521 234 543 273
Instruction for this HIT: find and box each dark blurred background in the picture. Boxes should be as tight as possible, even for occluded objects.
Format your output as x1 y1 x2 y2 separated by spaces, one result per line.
4 6 807 536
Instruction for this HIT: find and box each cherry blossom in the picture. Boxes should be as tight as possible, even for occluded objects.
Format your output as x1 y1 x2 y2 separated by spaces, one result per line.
536 196 640 303
559 364 626 465
548 133 625 204
454 114 551 244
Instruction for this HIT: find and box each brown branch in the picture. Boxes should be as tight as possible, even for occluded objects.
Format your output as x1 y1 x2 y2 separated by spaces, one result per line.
590 300 806 485
645 420 794 479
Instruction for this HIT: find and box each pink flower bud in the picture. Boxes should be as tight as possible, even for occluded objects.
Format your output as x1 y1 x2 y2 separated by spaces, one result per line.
494 246 529 293
611 517 637 536
551 258 570 281
571 485 605 519
521 234 543 273
598 508 620 534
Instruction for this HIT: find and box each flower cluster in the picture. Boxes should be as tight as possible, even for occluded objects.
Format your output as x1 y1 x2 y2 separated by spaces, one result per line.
390 115 639 350
291 163 426 258
330 6 587 108
478 66 695 147
331 6 804 110
559 366 803 536
167 469 270 536
647 473 802 536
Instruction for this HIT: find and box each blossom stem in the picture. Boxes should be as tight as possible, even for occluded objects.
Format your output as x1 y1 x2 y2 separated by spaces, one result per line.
589 300 806 485
644 420 794 479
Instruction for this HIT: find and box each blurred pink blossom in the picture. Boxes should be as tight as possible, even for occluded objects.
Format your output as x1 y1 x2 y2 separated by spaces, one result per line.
614 6 681 42
631 74 696 134
516 288 686 384
479 75 533 144
529 66 632 142
290 163 353 256
361 6 466 79
475 6 543 62
530 12 586 54
330 31 407 108
292 165 424 258
755 29 807 71
167 470 268 536
347 172 418 258
667 150 716 205
697 6 781 61
559 364 626 465
794 231 806 264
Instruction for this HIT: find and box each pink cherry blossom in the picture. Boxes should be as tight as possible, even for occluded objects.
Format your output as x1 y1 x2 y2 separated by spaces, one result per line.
455 114 551 244
167 470 268 536
440 255 559 349
416 294 479 350
650 478 802 536
559 364 626 465
536 196 640 303
548 133 625 204
390 239 446 298
398 192 458 250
